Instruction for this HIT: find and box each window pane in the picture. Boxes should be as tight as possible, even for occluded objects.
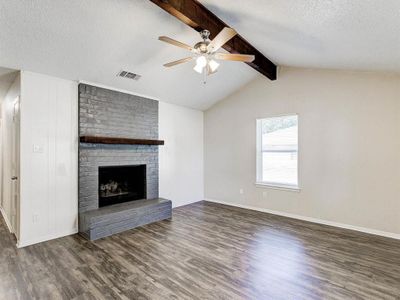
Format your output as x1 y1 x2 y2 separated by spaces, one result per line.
260 115 298 186
262 115 297 152
262 152 297 185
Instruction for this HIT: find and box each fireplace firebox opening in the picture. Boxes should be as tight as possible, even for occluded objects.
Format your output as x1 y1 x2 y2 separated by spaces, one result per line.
98 165 146 207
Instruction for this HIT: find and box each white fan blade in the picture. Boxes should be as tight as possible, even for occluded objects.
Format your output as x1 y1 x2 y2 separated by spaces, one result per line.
163 57 193 67
159 36 193 51
214 53 255 62
207 27 237 52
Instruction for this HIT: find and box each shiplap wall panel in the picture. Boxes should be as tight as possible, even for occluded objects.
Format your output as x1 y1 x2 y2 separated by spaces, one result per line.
19 71 78 247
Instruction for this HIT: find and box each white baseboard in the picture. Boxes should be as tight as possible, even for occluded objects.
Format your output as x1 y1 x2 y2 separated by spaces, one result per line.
172 198 204 209
17 228 78 248
0 206 14 234
205 198 400 240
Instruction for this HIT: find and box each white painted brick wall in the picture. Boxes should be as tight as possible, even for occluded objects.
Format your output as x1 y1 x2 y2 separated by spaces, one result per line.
78 84 159 213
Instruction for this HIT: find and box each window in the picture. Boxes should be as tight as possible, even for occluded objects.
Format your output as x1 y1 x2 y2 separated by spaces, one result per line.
256 115 299 189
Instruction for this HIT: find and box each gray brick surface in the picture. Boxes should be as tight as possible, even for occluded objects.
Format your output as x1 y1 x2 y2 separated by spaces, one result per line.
79 198 172 240
78 84 166 238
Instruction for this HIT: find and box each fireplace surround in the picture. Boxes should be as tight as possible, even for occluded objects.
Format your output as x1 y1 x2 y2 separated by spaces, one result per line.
79 84 160 213
78 84 172 240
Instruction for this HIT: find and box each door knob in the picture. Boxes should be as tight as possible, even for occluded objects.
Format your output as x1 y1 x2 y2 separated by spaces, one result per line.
11 176 18 180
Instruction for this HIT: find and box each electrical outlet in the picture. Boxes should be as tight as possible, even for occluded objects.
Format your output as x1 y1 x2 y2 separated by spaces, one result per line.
33 214 39 223
239 188 244 195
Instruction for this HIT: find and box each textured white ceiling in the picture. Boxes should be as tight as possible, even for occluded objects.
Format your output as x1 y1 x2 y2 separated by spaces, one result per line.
1 1 399 110
202 0 400 73
0 0 256 110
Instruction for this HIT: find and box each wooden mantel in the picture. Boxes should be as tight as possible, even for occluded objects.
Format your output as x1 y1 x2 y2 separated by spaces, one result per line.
80 136 164 146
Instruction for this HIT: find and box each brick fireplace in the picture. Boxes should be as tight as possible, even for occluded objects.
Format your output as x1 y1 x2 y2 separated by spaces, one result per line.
78 84 171 240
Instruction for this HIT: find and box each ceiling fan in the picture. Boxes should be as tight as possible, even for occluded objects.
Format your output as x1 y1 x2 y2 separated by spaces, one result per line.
159 27 255 80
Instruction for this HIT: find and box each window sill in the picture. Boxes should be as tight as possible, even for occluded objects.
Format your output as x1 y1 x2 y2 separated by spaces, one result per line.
255 182 301 192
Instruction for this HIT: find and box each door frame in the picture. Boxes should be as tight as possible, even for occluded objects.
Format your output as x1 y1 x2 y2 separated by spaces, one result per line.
11 95 20 239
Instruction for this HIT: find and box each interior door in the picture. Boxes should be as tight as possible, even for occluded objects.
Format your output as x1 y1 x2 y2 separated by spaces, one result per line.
11 96 20 238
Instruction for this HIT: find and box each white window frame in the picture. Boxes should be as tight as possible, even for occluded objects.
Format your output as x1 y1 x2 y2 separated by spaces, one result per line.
256 114 300 191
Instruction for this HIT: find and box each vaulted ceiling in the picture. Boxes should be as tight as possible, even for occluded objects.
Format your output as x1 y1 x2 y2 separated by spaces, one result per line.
1 0 399 110
202 0 400 73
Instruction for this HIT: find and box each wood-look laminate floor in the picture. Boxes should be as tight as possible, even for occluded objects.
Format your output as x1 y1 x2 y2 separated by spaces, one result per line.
1 201 400 300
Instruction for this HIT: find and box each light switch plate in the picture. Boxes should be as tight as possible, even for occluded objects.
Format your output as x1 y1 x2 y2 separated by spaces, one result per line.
33 145 43 153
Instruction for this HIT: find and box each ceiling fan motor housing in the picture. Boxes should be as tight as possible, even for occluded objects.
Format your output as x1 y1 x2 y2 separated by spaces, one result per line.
194 29 211 53
194 41 209 53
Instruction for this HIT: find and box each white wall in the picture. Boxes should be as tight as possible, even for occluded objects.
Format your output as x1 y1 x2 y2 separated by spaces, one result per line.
159 102 204 207
1 74 20 233
19 71 78 247
205 67 400 236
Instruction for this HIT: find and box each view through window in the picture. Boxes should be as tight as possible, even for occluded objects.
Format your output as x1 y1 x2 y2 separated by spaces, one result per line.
256 115 298 188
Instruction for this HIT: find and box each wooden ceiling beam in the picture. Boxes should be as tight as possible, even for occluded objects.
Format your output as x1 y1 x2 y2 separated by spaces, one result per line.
149 0 277 80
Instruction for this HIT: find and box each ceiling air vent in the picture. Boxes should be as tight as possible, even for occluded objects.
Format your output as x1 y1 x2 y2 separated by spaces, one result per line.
117 70 141 81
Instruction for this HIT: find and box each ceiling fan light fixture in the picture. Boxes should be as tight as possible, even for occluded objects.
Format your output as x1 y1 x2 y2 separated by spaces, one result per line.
193 63 204 74
196 55 207 67
208 59 219 72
